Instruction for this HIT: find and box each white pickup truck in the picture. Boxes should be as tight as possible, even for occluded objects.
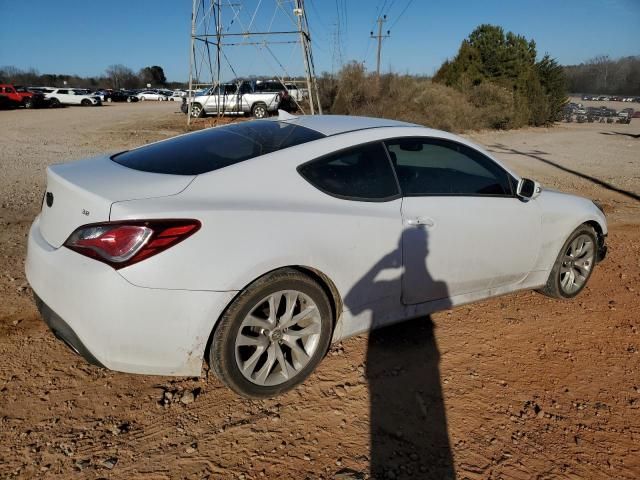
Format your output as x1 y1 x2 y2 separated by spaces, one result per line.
45 88 102 107
188 81 281 119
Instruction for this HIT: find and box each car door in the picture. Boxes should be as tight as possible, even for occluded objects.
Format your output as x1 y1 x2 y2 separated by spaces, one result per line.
297 141 404 331
223 84 240 113
385 137 541 305
202 86 221 112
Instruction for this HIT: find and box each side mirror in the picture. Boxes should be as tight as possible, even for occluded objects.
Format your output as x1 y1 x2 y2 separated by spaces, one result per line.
516 178 541 200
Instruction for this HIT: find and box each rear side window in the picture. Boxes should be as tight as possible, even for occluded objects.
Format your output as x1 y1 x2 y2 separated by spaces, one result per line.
112 121 325 175
298 143 399 201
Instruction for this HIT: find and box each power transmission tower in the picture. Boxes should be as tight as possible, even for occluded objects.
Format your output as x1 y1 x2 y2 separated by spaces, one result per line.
370 15 390 77
187 0 323 125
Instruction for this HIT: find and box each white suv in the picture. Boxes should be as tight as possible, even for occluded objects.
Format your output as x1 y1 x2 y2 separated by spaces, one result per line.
46 89 101 107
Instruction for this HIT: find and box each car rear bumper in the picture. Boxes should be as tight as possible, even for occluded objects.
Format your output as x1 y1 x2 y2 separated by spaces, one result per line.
34 293 106 368
25 216 237 376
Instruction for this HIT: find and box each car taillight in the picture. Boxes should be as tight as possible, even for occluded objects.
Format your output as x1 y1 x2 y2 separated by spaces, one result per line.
64 219 201 269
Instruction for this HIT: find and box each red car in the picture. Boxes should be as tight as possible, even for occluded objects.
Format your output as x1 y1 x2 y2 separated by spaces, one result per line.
0 84 48 109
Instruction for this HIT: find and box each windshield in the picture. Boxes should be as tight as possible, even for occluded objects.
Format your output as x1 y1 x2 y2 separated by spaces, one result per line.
112 121 325 175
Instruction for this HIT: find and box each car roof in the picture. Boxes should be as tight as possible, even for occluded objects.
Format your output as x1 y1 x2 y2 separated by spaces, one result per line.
279 114 418 136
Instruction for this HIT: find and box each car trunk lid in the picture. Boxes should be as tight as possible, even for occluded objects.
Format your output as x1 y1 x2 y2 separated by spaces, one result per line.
39 156 195 248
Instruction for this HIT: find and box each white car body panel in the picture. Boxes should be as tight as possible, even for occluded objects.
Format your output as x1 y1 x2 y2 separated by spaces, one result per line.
40 156 195 247
26 217 236 376
26 115 608 376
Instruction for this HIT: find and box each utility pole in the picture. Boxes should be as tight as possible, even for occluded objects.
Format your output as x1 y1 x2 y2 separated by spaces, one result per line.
370 15 390 77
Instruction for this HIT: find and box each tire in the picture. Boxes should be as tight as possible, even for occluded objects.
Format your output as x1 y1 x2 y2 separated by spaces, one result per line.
126 97 132 103
190 103 204 118
210 268 333 398
23 98 34 109
140 96 146 101
251 102 268 119
49 98 60 108
81 99 91 106
540 224 598 299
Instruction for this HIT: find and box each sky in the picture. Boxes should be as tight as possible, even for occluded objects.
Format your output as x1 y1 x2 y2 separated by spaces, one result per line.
1 0 639 82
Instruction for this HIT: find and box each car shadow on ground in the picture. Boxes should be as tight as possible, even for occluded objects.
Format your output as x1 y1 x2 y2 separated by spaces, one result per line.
599 131 640 140
488 143 640 202
344 228 456 479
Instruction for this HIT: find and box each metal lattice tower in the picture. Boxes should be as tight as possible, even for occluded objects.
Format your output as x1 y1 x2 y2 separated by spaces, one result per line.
187 0 322 124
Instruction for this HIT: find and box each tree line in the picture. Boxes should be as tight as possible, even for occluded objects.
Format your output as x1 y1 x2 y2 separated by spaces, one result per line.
0 64 185 90
564 55 640 96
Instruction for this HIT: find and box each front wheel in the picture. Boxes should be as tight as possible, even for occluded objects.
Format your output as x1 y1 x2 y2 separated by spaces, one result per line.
23 99 34 109
541 225 597 299
81 99 91 106
49 98 60 108
210 269 333 398
189 103 204 118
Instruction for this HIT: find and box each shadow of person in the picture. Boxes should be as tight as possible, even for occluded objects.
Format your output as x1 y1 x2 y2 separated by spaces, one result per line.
344 227 455 479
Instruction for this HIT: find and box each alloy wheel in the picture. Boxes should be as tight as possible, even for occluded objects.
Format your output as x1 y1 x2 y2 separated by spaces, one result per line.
559 233 595 294
234 290 322 386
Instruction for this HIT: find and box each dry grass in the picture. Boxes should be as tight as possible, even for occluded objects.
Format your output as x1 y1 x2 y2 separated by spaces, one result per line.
320 63 518 133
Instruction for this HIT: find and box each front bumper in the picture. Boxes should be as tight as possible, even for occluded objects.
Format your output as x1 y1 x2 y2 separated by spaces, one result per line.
26 216 237 376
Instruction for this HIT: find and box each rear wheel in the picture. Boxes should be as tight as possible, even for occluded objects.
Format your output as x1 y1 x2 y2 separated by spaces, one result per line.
541 225 597 299
251 102 268 119
23 98 34 109
81 99 91 106
49 98 60 108
210 269 333 398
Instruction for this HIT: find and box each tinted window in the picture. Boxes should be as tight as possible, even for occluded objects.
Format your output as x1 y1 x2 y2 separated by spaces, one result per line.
112 121 325 175
298 143 399 201
385 138 512 196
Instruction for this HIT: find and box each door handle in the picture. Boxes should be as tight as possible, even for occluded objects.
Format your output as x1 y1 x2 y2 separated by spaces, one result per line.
406 217 435 227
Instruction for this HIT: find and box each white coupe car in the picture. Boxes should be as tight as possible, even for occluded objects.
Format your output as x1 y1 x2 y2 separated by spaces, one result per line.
26 114 607 398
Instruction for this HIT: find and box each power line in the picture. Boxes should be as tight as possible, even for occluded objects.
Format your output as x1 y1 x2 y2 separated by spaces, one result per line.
389 0 415 30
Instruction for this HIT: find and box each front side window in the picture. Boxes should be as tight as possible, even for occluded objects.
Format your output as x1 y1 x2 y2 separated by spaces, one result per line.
385 138 513 196
298 143 399 201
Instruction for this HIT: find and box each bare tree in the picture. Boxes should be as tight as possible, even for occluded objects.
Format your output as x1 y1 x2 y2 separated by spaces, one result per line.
105 64 137 90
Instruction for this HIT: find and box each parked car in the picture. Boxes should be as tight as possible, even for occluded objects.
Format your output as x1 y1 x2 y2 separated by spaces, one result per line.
110 91 139 103
618 108 634 119
92 90 113 102
188 80 282 118
45 88 101 107
137 90 169 101
0 84 49 108
169 91 184 101
26 114 608 398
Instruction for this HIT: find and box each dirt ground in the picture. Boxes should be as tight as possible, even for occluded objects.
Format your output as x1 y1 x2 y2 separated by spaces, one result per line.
0 102 638 479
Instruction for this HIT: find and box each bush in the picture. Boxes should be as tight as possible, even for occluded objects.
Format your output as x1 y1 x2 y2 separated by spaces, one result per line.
320 64 519 133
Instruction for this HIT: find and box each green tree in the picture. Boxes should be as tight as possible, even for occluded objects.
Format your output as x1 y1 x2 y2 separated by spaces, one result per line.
434 24 567 127
139 66 167 86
